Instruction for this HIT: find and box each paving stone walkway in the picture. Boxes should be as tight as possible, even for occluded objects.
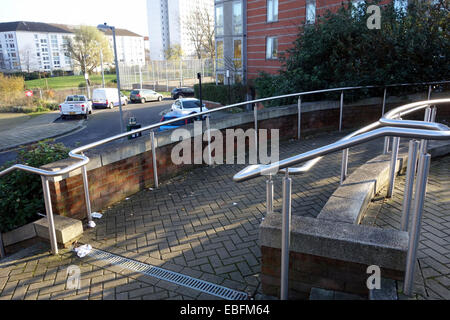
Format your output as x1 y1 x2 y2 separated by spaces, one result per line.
0 111 84 152
0 131 402 300
362 155 450 300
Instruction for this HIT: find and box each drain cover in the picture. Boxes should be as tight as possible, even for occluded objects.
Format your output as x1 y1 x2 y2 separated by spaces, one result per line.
86 248 249 300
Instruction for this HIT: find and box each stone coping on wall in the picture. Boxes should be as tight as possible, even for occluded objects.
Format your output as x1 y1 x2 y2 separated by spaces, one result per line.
318 140 450 225
40 91 439 183
260 139 450 276
260 214 409 272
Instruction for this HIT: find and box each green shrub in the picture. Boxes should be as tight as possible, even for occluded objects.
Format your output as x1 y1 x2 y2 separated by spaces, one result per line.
0 141 69 233
193 82 248 106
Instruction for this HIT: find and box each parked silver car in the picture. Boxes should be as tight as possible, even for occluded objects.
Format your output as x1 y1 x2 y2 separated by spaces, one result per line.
130 89 163 103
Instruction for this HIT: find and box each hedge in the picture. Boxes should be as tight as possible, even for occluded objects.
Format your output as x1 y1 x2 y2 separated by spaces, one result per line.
194 82 249 106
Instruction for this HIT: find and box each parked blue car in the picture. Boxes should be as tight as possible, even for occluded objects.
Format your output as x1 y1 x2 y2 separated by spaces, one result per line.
158 111 195 131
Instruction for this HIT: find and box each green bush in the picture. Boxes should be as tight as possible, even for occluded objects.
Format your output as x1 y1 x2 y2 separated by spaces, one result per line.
0 141 69 233
254 0 450 101
193 82 248 106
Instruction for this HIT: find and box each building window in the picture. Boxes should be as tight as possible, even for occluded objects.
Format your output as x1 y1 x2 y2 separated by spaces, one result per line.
216 40 224 68
306 0 316 24
394 0 408 14
232 1 243 35
267 0 278 22
266 37 278 60
215 5 224 36
40 39 47 44
352 0 365 16
233 39 242 69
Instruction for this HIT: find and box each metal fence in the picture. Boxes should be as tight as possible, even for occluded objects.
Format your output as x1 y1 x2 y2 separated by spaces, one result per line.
118 59 215 92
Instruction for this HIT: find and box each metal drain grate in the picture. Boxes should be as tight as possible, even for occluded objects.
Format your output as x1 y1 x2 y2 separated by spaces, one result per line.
86 248 249 300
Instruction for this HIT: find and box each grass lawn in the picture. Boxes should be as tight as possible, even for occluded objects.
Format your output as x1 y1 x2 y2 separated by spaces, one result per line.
25 74 117 90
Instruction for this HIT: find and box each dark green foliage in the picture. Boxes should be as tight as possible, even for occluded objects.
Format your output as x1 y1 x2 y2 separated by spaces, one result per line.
254 0 449 101
194 82 249 106
0 142 69 233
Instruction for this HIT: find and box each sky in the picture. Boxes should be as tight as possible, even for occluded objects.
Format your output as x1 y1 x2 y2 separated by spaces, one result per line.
0 0 149 36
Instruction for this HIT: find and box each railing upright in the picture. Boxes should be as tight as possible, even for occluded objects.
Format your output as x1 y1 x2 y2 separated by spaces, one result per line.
339 91 344 132
254 105 258 157
41 176 58 255
297 97 302 140
387 136 400 198
404 153 431 296
401 140 420 231
280 170 292 300
150 131 159 188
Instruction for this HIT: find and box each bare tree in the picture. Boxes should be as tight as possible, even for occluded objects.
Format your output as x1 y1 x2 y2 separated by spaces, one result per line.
186 10 204 59
185 7 215 60
65 25 113 75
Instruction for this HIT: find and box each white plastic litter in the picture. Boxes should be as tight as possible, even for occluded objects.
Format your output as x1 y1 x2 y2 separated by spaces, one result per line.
125 198 130 200
91 212 102 219
74 244 92 258
233 202 238 206
149 188 153 191
36 212 46 217
87 220 96 228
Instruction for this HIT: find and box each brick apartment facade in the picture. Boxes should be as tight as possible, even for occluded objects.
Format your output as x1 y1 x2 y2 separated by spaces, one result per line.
246 0 346 80
215 0 403 84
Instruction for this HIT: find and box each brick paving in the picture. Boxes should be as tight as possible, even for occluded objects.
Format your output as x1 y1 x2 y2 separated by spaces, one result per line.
362 155 450 300
0 131 395 300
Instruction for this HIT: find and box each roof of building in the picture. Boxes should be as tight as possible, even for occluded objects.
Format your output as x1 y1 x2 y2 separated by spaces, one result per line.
0 21 143 37
0 21 72 33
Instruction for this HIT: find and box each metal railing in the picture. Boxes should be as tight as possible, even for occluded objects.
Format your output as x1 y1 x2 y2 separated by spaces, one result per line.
233 98 450 299
0 81 448 259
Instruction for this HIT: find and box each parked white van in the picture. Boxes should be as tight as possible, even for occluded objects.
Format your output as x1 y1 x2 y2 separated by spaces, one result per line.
92 88 128 109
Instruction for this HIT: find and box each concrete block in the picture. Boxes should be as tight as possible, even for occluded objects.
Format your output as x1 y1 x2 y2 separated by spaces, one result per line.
260 213 408 271
33 215 83 247
1 222 36 247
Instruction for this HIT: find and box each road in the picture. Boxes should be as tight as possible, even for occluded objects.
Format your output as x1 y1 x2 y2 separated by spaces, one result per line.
0 98 174 166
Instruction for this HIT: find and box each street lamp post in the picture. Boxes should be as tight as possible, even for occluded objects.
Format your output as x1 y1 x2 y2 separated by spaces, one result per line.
97 23 124 133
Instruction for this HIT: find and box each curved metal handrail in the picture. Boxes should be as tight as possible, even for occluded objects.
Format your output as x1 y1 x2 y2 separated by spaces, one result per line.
1 81 449 179
233 98 450 182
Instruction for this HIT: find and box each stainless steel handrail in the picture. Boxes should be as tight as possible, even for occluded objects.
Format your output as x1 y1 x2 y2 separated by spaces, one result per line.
0 81 448 257
234 98 450 300
233 125 450 182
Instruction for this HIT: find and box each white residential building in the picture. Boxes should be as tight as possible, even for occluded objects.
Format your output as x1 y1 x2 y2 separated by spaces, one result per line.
146 0 214 60
0 21 146 73
0 22 74 72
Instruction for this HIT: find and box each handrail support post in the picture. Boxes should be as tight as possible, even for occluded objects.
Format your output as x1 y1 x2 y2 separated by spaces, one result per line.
387 136 400 198
297 97 301 140
340 148 349 185
404 153 431 296
41 176 58 255
401 140 419 231
280 170 292 300
150 131 159 188
339 91 344 132
266 175 274 215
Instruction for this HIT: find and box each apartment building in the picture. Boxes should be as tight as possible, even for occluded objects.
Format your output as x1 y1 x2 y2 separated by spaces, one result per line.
216 0 411 83
0 21 73 72
146 0 215 60
215 0 245 84
0 21 145 73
